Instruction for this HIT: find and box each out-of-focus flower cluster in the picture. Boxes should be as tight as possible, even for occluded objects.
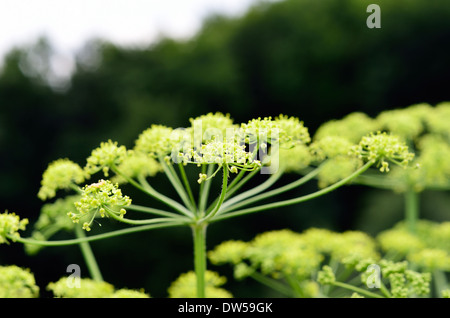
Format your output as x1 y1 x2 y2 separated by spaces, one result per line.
209 223 446 298
167 270 233 298
209 228 380 298
0 211 28 245
377 220 450 272
47 277 150 298
0 265 39 298
312 102 450 191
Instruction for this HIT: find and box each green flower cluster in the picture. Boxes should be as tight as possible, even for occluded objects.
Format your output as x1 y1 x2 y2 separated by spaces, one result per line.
112 151 162 184
167 270 233 298
313 102 450 192
0 211 28 245
209 228 379 297
377 220 450 272
68 180 131 231
85 139 129 177
38 158 87 200
47 277 150 298
351 132 415 172
0 265 39 298
209 225 443 298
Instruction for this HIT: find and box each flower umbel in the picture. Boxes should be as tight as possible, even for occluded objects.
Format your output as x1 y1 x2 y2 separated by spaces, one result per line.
351 132 414 172
38 158 86 200
0 211 29 245
68 180 131 231
84 140 128 177
0 265 39 298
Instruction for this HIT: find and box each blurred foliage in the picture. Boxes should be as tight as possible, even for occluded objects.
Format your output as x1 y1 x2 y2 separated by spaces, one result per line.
0 0 450 297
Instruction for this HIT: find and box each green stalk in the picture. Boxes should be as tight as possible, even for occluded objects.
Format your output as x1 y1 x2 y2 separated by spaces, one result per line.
405 188 419 233
178 163 197 211
111 165 193 217
249 271 295 297
159 156 195 212
332 281 384 298
103 206 186 225
212 161 373 222
192 223 207 298
127 203 185 219
205 167 260 215
201 167 229 223
219 165 320 214
433 270 448 297
219 169 283 211
11 221 187 247
75 226 103 281
198 164 215 216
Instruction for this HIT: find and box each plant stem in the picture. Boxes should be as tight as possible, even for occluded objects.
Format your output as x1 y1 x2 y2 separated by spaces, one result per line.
111 165 193 217
192 223 207 298
212 161 373 222
219 165 320 214
220 169 283 211
433 270 448 297
178 163 197 211
223 168 259 200
159 156 196 212
201 167 229 222
405 188 419 233
127 203 185 219
198 164 215 216
11 221 187 246
104 206 185 225
332 281 384 298
75 226 103 281
249 271 294 297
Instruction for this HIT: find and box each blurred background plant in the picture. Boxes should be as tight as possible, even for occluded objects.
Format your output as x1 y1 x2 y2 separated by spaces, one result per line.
1 0 450 297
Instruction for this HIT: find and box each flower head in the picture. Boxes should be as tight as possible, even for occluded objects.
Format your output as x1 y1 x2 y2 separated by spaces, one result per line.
167 271 233 298
277 144 313 173
351 132 414 172
376 105 430 141
0 211 29 245
180 137 261 178
425 102 450 137
189 112 237 142
68 180 131 231
47 277 115 298
112 151 162 184
314 112 379 143
274 114 311 147
84 140 128 177
0 265 39 298
134 125 175 157
239 115 310 148
38 158 86 200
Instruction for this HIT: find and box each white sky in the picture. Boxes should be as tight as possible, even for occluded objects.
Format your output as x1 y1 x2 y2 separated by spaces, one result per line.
0 0 270 83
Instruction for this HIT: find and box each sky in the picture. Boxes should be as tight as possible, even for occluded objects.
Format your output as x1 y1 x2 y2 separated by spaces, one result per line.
0 0 270 83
